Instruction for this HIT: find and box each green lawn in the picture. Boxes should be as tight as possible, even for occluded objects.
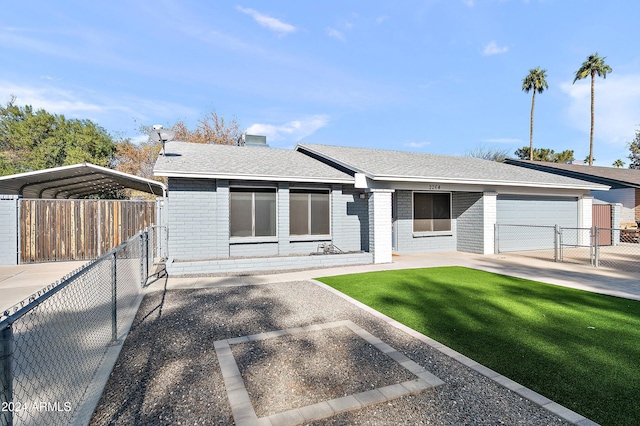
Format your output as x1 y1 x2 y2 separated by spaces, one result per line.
317 266 640 426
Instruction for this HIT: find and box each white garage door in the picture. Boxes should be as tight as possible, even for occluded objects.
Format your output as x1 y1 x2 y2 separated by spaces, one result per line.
496 195 578 252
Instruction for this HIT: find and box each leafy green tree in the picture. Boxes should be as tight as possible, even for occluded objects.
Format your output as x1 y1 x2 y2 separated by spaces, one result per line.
0 97 115 175
573 53 612 166
584 155 595 164
612 159 625 168
514 146 574 163
628 129 640 169
522 67 549 161
552 150 575 163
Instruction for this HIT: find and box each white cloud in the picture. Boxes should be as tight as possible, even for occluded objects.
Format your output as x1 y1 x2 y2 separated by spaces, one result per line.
561 74 640 147
0 80 198 132
376 16 388 24
482 41 508 56
403 141 431 148
236 6 296 35
462 0 475 7
246 115 329 143
326 27 346 42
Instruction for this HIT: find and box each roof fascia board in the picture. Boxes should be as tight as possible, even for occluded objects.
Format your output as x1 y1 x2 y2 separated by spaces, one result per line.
368 175 608 190
505 159 640 189
155 171 353 184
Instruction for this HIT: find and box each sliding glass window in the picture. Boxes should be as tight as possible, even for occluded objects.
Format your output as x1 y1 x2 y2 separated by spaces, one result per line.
290 190 330 236
230 188 277 237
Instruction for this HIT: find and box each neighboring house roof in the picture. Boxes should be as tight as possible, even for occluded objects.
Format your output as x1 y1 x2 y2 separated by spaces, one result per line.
153 141 353 183
0 163 166 198
504 159 640 189
296 144 608 190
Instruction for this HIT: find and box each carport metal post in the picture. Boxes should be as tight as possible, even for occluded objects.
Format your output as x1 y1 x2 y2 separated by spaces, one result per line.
0 324 13 426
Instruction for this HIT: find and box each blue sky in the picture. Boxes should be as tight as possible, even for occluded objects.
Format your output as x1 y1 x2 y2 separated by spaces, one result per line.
2 0 640 167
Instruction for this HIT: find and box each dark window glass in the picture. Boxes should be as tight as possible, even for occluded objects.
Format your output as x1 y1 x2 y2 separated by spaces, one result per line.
413 193 451 232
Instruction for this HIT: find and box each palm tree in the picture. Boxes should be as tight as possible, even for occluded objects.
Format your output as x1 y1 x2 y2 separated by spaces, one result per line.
573 53 612 166
522 67 549 161
612 159 625 168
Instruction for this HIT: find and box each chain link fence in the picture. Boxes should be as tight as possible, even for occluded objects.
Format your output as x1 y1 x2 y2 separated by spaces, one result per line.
493 224 558 261
496 224 640 272
0 227 163 426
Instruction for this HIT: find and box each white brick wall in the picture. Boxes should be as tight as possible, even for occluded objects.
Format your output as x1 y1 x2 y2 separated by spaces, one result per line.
482 192 497 255
368 190 393 264
0 195 19 265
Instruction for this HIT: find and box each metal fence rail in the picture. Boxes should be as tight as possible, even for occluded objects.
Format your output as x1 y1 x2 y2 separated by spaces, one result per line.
496 224 640 272
0 227 162 426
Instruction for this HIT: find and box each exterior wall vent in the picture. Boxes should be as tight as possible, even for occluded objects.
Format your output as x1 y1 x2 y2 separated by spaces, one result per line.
236 134 269 147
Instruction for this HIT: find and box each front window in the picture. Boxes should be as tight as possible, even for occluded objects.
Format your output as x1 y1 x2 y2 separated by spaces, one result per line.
230 188 276 237
290 190 330 236
413 192 451 232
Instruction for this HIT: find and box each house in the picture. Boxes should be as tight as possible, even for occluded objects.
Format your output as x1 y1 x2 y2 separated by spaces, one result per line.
505 159 640 226
154 140 607 275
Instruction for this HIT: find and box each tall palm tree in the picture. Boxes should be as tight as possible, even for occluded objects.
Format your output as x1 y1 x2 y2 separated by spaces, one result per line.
522 67 549 161
573 52 612 166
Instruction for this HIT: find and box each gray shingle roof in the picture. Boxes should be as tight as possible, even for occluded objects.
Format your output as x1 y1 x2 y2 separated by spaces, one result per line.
296 143 608 190
153 141 353 183
505 159 640 188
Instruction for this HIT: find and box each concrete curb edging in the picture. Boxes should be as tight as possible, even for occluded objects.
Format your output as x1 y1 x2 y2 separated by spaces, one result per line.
310 279 600 426
214 319 445 426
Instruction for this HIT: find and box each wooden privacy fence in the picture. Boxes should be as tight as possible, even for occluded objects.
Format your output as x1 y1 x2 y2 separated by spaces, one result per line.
20 199 155 263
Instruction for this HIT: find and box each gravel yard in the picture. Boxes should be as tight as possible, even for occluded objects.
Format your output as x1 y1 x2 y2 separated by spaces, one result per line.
90 280 571 425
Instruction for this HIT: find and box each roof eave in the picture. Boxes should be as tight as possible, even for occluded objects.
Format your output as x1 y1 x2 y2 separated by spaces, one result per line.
154 170 354 184
369 174 609 190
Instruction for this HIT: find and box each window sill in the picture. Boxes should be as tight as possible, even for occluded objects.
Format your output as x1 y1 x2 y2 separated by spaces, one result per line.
230 237 278 244
289 235 332 242
412 232 453 238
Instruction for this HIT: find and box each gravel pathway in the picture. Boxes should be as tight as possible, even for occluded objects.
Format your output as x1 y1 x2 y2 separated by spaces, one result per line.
90 280 572 425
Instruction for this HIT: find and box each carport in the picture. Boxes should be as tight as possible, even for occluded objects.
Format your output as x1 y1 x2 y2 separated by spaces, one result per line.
0 163 167 265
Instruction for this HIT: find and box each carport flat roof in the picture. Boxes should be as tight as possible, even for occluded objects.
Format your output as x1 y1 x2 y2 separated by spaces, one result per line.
0 163 166 199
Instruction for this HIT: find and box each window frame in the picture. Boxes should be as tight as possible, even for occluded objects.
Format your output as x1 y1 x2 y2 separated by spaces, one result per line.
229 187 278 240
289 188 331 240
411 191 452 236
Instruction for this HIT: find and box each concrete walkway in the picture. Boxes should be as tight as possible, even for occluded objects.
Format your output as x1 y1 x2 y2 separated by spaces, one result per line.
0 261 88 313
153 251 640 301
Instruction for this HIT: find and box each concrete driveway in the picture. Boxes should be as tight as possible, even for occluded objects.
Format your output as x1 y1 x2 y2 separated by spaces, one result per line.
0 261 88 312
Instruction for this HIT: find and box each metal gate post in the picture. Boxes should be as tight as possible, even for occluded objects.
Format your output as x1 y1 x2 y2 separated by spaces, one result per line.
111 251 118 344
0 324 13 426
594 227 600 268
139 233 145 287
494 224 499 254
554 225 560 262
